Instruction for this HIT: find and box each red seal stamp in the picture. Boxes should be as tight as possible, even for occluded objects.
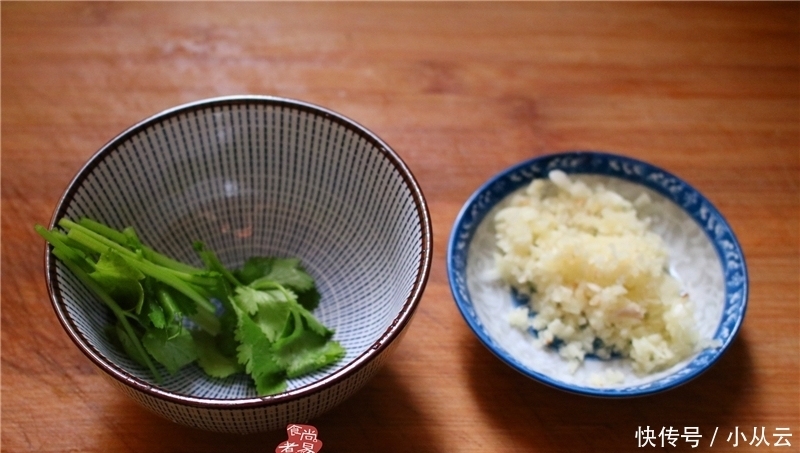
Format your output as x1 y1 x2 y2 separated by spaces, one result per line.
276 424 323 453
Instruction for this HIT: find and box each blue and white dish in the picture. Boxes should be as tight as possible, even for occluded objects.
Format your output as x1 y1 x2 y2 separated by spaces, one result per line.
43 95 432 432
447 151 747 397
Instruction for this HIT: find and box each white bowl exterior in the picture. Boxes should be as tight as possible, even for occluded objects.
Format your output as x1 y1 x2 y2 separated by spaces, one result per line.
45 96 430 430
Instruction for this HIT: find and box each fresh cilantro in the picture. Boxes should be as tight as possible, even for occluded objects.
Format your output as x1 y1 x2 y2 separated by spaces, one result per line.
89 249 145 313
142 327 198 375
233 302 282 376
237 257 320 310
192 330 242 379
35 219 345 395
277 330 346 379
113 322 152 370
144 299 166 329
222 251 345 394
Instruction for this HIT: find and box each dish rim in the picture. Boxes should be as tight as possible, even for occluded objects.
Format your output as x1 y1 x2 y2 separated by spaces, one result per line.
446 150 748 397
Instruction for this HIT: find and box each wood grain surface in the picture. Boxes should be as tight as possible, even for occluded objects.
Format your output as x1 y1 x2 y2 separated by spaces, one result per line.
2 2 798 452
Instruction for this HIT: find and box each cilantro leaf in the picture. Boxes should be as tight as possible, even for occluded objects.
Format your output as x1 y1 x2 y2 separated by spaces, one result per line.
144 299 166 329
142 327 198 375
232 257 273 285
253 299 293 343
273 327 345 378
232 285 294 315
244 258 320 311
230 284 341 395
233 302 277 376
192 330 242 378
260 258 314 292
214 288 240 358
253 372 288 396
296 285 321 311
295 303 334 338
272 307 344 377
237 257 315 292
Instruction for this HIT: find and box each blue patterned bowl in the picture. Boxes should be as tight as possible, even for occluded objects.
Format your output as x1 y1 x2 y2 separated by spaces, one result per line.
447 151 747 397
43 95 432 432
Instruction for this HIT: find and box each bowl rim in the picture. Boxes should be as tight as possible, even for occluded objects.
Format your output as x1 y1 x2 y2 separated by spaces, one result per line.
43 95 433 408
446 150 749 397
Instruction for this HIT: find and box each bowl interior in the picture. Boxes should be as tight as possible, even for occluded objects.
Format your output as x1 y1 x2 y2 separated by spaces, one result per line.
48 97 429 399
448 152 747 396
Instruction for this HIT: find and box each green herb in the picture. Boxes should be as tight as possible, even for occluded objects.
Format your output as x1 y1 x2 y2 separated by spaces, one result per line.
35 218 344 395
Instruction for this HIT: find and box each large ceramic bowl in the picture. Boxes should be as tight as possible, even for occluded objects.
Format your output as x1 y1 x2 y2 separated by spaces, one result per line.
447 151 747 397
43 95 432 433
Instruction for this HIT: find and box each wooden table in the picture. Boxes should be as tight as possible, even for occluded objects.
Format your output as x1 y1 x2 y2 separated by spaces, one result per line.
3 2 798 452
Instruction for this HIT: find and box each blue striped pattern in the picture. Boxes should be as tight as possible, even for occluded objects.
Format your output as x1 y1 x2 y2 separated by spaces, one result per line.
45 96 431 431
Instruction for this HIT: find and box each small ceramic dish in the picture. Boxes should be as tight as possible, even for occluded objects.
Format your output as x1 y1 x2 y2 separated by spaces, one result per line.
447 151 747 397
42 95 432 432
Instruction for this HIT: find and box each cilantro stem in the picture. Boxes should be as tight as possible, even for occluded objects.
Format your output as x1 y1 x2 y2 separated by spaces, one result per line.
51 246 164 383
194 242 242 287
155 285 181 325
77 217 128 245
39 217 343 394
248 278 296 302
78 218 207 274
61 219 218 286
62 224 220 329
34 224 94 273
155 285 220 336
188 309 222 338
142 247 206 274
